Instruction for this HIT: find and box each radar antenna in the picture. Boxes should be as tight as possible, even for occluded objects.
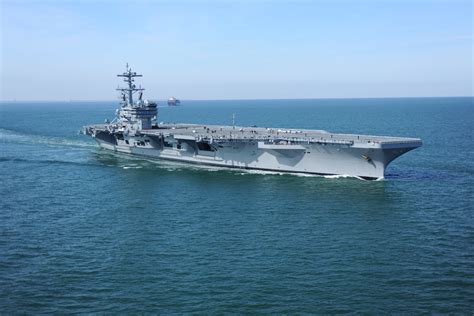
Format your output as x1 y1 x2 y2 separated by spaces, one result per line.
116 63 145 106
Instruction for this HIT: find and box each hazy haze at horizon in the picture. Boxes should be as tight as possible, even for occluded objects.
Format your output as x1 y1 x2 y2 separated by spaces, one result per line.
1 0 472 101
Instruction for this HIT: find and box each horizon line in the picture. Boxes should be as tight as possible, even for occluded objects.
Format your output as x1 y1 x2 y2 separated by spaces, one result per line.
1 95 473 103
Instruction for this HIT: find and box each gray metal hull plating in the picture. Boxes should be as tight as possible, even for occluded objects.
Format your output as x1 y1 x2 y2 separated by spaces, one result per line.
92 129 418 180
83 67 422 180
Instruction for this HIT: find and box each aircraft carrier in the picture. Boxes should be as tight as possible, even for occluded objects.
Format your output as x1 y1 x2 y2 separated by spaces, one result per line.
83 66 422 180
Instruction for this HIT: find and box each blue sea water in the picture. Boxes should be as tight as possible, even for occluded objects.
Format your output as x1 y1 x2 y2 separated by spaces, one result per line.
0 97 473 313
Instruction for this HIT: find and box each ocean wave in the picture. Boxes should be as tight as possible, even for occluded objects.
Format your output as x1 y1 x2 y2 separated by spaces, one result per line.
0 156 101 168
232 168 367 180
122 165 143 169
323 174 373 181
0 127 95 149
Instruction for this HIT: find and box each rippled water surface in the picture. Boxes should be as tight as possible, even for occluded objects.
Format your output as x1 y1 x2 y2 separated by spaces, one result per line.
0 98 473 313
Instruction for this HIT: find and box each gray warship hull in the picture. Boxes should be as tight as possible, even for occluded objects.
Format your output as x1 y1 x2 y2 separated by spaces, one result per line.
84 123 421 180
82 66 422 180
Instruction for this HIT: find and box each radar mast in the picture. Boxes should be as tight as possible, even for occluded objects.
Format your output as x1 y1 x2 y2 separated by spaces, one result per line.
116 63 145 106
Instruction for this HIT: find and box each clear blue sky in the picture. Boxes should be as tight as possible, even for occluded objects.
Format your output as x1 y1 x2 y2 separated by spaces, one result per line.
1 0 472 100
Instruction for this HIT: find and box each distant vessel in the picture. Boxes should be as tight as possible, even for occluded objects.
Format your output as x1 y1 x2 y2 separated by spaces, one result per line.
83 65 422 180
168 97 180 106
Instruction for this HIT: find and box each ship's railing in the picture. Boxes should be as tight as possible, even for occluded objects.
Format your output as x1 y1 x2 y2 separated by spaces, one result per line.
108 123 421 146
201 135 354 146
152 125 410 145
145 129 383 146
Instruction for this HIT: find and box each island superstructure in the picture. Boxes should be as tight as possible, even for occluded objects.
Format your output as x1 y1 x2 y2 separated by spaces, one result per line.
83 66 422 180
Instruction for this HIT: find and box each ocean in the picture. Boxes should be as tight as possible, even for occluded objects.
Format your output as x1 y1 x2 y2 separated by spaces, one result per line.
0 97 473 313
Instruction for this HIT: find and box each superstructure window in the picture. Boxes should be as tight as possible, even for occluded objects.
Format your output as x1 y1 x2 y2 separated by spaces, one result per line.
163 141 173 148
